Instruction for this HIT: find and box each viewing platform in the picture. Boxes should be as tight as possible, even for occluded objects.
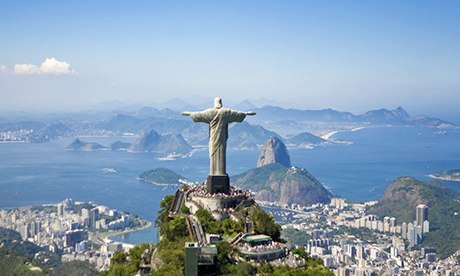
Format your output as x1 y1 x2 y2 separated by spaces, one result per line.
184 184 253 220
235 234 286 262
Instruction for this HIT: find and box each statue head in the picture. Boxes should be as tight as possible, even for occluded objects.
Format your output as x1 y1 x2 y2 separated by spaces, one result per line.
214 97 222 109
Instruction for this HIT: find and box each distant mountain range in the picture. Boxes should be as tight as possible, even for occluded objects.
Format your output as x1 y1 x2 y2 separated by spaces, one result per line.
250 105 454 128
97 113 189 134
128 130 192 155
1 102 455 145
227 122 281 150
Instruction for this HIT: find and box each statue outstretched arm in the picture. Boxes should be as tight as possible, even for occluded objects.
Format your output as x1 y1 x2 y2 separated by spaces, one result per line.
245 112 256 116
182 109 214 123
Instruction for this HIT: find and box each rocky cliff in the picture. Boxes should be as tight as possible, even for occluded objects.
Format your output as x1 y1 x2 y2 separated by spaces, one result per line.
257 136 291 167
128 130 160 152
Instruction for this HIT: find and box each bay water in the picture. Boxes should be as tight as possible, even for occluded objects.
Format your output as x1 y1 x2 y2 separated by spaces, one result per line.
0 126 459 244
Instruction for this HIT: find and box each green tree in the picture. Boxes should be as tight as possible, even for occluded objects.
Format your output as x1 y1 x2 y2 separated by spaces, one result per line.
161 215 188 241
195 208 218 233
252 207 281 241
53 260 98 276
156 195 174 226
217 219 243 237
103 243 150 276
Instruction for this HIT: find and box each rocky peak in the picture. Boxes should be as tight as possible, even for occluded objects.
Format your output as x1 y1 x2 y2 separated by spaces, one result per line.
128 130 160 152
257 136 291 168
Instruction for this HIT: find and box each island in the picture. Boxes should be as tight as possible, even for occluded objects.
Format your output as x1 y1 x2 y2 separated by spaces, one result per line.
64 130 194 157
65 138 107 151
429 169 460 182
138 167 191 186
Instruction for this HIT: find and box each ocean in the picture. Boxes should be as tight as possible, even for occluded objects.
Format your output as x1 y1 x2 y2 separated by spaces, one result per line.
0 126 459 244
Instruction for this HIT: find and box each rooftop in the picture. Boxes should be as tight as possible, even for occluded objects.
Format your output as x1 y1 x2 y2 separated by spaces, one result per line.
241 234 272 243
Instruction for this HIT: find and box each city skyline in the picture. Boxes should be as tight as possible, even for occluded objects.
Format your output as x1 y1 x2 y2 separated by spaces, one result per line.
1 1 459 116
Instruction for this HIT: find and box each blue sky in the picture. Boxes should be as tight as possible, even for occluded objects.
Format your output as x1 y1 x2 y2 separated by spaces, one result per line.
1 1 459 114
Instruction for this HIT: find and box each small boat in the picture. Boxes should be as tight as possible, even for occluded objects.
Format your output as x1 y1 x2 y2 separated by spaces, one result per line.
157 153 181 161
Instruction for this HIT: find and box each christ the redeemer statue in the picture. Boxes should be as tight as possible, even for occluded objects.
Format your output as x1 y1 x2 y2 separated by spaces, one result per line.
182 97 255 194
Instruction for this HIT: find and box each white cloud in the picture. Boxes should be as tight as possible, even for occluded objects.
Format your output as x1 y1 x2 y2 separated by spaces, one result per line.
0 64 7 73
14 57 77 75
14 63 40 75
40 57 76 75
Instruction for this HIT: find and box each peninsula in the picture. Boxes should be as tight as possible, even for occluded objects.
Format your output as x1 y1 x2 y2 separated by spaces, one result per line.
429 169 460 182
0 199 150 272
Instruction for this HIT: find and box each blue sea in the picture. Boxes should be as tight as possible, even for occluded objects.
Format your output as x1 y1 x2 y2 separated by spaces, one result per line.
1 127 459 244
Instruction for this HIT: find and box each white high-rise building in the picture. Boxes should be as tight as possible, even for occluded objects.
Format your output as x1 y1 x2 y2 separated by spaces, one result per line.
415 225 423 243
407 223 416 247
57 203 65 217
401 222 407 239
423 220 430 233
20 224 30 240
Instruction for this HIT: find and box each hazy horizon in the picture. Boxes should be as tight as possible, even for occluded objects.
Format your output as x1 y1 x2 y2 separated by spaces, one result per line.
1 1 459 115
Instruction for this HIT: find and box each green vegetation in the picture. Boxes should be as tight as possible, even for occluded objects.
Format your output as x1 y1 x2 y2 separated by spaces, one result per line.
70 202 94 215
281 228 311 246
101 243 150 276
195 208 243 237
232 163 332 205
0 227 96 276
218 248 333 276
0 249 45 276
150 195 189 275
369 177 460 258
139 167 187 185
251 205 282 241
149 192 331 275
54 261 98 276
330 227 379 244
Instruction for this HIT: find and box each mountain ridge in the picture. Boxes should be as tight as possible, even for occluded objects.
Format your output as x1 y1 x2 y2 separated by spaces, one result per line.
369 177 460 258
232 163 332 205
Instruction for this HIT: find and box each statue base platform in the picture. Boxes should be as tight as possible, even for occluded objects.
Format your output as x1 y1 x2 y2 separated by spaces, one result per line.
206 175 230 194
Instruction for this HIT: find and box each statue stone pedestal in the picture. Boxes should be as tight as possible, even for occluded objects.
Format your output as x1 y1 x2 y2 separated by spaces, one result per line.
206 175 230 194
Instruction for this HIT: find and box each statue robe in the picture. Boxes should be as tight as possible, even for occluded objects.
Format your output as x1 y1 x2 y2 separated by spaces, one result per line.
190 107 246 176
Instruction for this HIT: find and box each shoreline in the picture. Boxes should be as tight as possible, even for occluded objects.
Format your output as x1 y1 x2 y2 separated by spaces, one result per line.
90 220 153 243
138 178 182 187
428 174 460 183
320 131 339 140
320 127 367 141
